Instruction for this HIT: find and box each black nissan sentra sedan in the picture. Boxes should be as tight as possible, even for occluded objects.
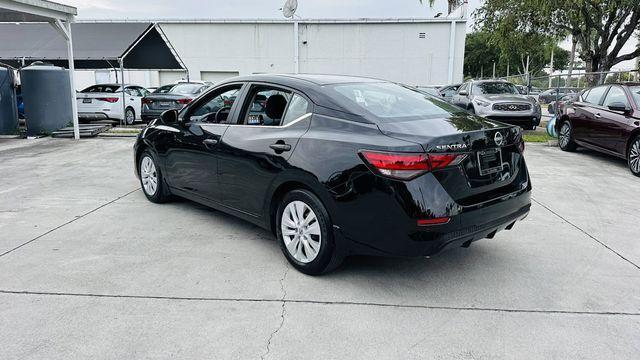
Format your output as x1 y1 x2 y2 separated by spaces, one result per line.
134 74 532 274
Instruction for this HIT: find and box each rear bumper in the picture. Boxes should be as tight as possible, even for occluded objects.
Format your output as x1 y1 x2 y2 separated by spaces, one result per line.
78 112 113 120
332 166 532 258
141 109 167 122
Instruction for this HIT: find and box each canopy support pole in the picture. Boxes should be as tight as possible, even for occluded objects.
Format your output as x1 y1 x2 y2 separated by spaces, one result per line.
119 58 126 127
52 19 79 140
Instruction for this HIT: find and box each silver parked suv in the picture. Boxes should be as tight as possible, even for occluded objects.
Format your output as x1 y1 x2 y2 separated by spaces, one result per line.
451 80 541 129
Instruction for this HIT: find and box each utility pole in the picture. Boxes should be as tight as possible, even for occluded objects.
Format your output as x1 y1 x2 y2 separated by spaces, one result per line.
492 61 496 79
506 63 510 78
548 46 555 88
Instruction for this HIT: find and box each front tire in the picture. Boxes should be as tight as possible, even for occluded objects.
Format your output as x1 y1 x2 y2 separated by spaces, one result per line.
139 150 171 203
558 121 577 152
628 135 640 177
276 189 343 275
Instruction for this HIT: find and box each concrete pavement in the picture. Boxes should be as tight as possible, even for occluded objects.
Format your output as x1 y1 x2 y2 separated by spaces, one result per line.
0 138 638 359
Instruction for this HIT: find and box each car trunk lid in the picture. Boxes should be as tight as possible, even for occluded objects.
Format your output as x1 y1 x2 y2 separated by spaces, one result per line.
377 114 528 205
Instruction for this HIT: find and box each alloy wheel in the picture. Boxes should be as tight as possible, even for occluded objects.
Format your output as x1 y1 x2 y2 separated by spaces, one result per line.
630 138 640 174
126 109 135 125
559 123 571 148
140 156 158 196
280 200 322 263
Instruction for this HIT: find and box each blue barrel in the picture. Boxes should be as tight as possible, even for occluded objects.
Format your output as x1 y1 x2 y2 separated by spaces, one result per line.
20 63 73 137
0 67 18 135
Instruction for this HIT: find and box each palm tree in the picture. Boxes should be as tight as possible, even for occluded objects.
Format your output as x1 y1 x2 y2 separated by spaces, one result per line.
419 0 465 15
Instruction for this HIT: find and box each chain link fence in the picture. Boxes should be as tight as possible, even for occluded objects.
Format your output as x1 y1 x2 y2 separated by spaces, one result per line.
499 69 639 104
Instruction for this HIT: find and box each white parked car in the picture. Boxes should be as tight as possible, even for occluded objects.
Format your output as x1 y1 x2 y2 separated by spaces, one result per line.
76 84 150 125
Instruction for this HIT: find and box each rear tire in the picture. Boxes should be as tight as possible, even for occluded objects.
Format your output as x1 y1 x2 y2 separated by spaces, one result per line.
125 107 136 125
276 189 343 275
138 150 171 203
467 106 476 114
558 121 577 152
628 135 640 177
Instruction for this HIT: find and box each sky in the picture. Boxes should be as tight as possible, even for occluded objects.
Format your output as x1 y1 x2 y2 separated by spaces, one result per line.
59 0 482 23
57 0 636 70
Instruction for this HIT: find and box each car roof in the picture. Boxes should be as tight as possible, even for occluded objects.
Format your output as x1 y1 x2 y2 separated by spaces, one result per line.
226 73 384 86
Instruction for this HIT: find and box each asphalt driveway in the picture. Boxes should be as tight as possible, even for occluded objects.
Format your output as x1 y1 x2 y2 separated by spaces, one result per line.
0 137 638 359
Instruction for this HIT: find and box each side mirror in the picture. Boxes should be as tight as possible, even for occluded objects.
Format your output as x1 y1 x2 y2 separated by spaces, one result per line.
607 102 631 114
458 90 468 96
160 109 179 124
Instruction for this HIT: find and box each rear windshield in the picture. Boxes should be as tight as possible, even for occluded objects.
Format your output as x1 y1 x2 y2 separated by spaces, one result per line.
331 82 459 120
81 85 120 93
472 82 518 95
170 84 206 95
630 86 640 107
153 85 175 94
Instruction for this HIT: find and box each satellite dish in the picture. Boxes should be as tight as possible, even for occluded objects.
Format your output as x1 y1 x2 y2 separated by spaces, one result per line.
282 0 298 18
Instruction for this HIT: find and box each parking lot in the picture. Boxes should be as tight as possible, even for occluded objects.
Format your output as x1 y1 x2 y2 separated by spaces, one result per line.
1 137 639 359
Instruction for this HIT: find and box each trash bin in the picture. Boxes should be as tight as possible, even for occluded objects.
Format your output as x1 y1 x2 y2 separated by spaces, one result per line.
21 62 73 137
0 66 18 135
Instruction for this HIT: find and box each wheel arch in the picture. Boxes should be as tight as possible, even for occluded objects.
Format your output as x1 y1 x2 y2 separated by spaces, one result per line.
625 129 640 156
267 177 335 236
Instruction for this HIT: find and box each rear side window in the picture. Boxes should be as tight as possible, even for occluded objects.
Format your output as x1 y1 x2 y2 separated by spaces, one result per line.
331 82 456 120
281 94 310 126
584 86 607 105
81 85 120 93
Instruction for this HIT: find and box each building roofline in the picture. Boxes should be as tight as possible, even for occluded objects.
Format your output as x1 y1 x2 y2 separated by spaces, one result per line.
77 17 466 25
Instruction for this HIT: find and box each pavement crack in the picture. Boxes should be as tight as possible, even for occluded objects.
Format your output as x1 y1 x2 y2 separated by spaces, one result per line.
1 289 638 317
0 188 140 259
261 263 290 360
532 197 640 271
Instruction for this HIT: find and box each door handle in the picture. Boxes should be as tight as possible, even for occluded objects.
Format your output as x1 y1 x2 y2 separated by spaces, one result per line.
203 138 219 149
594 113 601 118
269 143 292 152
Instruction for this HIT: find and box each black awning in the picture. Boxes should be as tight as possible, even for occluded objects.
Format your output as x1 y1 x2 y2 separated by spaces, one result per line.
0 22 184 70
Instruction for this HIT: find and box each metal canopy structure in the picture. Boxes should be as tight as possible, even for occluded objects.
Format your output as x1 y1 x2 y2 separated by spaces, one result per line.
0 23 186 70
0 0 79 139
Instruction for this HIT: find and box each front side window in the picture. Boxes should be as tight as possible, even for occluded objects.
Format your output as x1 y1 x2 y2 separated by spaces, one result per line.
584 86 608 105
187 85 241 123
331 82 458 120
629 86 640 107
472 82 518 95
241 87 293 126
603 86 629 108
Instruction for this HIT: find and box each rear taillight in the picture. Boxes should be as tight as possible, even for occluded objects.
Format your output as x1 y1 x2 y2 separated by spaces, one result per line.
142 98 154 105
359 150 466 180
97 97 119 103
176 98 192 105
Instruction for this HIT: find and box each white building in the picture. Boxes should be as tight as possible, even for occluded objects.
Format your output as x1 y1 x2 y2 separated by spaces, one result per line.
74 18 467 89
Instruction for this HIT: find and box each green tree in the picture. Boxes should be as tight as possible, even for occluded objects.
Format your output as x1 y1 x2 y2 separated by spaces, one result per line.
419 0 464 14
475 0 640 83
463 31 569 79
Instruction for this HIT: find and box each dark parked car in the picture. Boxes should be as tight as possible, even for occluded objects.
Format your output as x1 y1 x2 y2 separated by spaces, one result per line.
141 82 210 122
134 74 532 274
556 83 640 176
538 87 579 104
548 93 581 116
